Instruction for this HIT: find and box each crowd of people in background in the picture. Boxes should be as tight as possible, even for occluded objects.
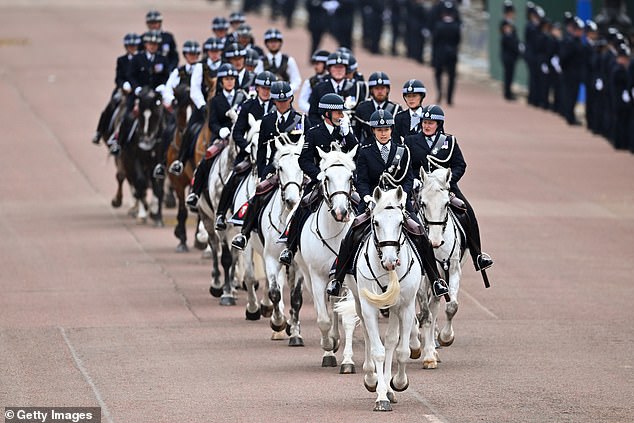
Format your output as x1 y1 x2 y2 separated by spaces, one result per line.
500 1 634 153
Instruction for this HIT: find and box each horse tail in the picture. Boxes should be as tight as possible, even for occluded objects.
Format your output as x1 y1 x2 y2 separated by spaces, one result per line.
361 270 400 309
333 290 359 325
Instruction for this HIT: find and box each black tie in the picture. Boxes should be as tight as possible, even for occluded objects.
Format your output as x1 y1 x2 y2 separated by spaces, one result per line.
263 102 268 114
336 84 341 95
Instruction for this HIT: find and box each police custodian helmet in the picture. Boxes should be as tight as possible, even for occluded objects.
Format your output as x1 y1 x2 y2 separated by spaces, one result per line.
182 40 201 56
402 79 427 99
216 63 238 79
369 109 395 128
270 81 293 100
203 37 224 52
123 33 141 47
145 9 163 23
318 93 345 115
255 71 277 87
421 104 445 132
143 30 162 44
367 72 391 88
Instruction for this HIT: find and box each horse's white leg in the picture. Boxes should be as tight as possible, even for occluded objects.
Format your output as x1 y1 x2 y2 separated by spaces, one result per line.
136 199 148 224
439 266 461 347
243 246 261 320
420 276 439 369
383 307 401 404
337 291 357 374
310 275 335 355
392 302 416 395
287 265 304 347
264 255 286 338
360 302 390 411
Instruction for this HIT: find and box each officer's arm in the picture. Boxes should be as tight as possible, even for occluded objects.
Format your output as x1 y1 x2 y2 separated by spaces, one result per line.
190 63 206 109
128 57 140 92
450 137 467 183
308 85 321 126
298 133 320 180
256 120 271 179
287 57 303 94
298 79 312 113
355 150 371 212
232 104 250 150
401 147 415 198
208 99 222 137
115 56 126 88
162 68 179 106
342 130 358 151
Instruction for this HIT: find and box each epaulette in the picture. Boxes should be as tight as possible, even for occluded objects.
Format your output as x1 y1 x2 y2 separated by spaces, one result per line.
360 143 372 149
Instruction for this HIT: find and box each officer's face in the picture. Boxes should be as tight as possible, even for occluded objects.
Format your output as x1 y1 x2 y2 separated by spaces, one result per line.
313 62 326 74
404 93 423 109
147 21 161 30
373 127 392 144
125 45 138 55
371 86 389 102
329 64 346 81
328 110 344 126
184 53 199 65
229 56 245 71
257 86 271 101
207 50 222 62
222 76 236 91
265 40 282 53
213 29 227 38
422 119 438 136
145 42 159 54
274 98 292 114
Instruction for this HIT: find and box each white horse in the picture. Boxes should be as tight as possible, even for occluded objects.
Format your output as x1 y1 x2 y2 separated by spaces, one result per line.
415 167 467 369
346 186 423 412
196 106 240 306
294 144 359 371
246 135 305 344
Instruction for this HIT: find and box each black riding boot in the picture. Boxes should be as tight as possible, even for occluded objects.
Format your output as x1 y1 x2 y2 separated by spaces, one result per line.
215 170 248 230
231 192 269 250
410 232 449 297
279 207 310 266
452 199 493 272
326 220 371 296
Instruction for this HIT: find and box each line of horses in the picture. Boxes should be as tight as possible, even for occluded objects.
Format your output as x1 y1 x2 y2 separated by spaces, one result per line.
95 85 470 412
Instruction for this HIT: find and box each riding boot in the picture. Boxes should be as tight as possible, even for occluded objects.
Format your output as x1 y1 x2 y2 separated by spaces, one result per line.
411 233 449 297
215 170 246 230
279 207 309 266
326 221 370 296
191 158 212 197
231 194 262 250
453 202 493 272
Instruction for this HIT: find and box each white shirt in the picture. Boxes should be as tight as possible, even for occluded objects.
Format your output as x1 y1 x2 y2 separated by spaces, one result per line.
409 107 423 130
266 51 302 94
190 59 221 109
276 110 291 125
377 141 392 154
162 64 193 106
324 121 336 135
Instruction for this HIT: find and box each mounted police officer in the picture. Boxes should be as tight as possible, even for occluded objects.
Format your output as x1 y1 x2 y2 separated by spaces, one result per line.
277 93 357 266
153 40 201 179
211 16 230 46
215 71 278 230
307 51 353 126
231 81 306 250
405 104 493 281
227 12 246 45
354 72 401 143
262 28 302 93
393 79 427 142
298 49 329 113
183 63 247 207
92 33 141 146
167 37 224 177
224 42 257 92
326 109 449 297
144 10 178 72
236 24 265 58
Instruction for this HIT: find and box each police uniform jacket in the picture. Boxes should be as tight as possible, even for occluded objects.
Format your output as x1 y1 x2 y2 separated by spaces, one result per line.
432 18 461 68
500 20 521 65
299 121 358 183
356 139 414 213
405 131 466 195
208 88 248 138
159 30 179 72
393 108 421 142
128 51 170 92
115 53 135 88
307 77 355 126
257 108 305 179
237 68 257 92
232 97 273 164
354 100 401 143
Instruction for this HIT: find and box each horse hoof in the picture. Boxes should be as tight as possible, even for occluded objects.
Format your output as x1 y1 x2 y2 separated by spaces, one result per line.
321 355 337 368
410 348 421 360
175 243 189 253
390 377 409 392
387 391 398 404
364 380 377 393
111 198 122 208
270 320 287 333
245 308 261 321
438 335 454 347
220 296 236 306
339 363 356 374
271 330 285 341
209 286 223 298
288 336 304 347
261 304 273 318
422 359 438 369
373 400 392 412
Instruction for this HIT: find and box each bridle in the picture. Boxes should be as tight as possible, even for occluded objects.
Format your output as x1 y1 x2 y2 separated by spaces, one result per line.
276 151 302 204
321 163 353 215
371 204 405 261
421 201 449 234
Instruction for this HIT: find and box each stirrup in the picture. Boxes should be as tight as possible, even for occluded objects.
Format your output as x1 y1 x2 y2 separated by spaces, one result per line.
169 160 183 176
476 253 494 271
92 132 101 144
326 279 342 297
153 164 166 179
431 279 449 298
185 193 199 209
231 234 247 251
279 248 293 266
215 215 227 231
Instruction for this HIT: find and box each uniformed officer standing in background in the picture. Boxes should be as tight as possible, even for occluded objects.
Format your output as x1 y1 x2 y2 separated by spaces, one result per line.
609 43 632 150
405 0 429 64
559 16 585 125
306 0 330 60
500 1 522 101
361 0 385 55
524 2 542 107
432 2 461 105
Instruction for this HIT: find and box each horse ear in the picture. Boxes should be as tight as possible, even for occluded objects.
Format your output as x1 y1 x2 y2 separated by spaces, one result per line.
373 186 382 202
248 113 256 127
396 186 408 207
420 168 428 184
330 141 341 152
274 136 282 152
317 146 327 160
445 169 452 188
347 144 358 159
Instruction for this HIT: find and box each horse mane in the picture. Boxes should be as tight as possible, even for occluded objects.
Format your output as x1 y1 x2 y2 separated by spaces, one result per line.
319 149 356 173
421 169 450 195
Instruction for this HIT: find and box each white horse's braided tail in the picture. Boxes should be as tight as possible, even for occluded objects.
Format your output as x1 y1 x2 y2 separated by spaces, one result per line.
361 270 400 309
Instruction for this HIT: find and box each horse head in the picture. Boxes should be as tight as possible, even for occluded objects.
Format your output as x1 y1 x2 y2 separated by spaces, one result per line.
136 87 163 151
274 135 304 210
419 168 451 248
371 186 407 271
317 144 357 222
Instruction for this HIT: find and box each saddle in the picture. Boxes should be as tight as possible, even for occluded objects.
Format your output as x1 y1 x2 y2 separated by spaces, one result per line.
233 159 252 175
404 216 425 236
204 138 229 160
255 174 279 195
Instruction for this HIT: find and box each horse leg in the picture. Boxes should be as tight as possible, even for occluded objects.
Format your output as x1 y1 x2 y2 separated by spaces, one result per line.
421 277 441 369
243 246 261 320
112 164 125 208
383 309 400 404
439 267 461 347
150 175 164 227
361 306 390 411
219 241 236 306
164 179 176 209
391 302 416 397
266 258 287 339
337 290 357 374
287 272 304 347
311 277 336 366
174 204 189 252
207 231 223 298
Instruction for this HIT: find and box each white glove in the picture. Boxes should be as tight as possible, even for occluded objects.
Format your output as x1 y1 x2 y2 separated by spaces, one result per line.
322 0 340 14
363 195 376 210
622 90 631 103
154 84 166 94
413 178 422 191
595 78 604 91
219 127 231 140
541 63 549 74
421 28 431 38
339 114 351 136
550 55 562 74
134 86 142 96
122 81 132 93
